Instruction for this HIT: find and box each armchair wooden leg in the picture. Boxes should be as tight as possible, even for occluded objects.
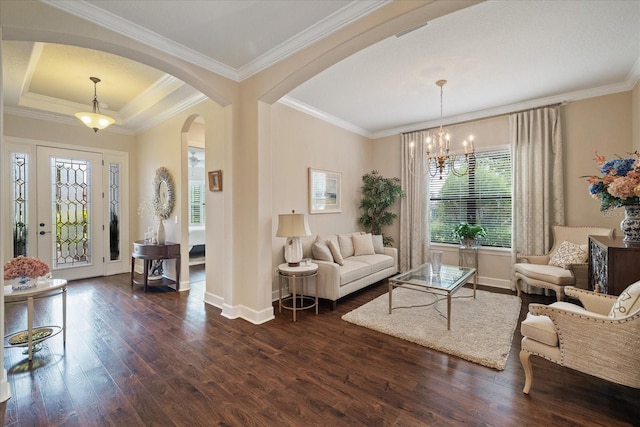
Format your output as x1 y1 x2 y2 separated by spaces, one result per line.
520 349 533 394
515 278 522 298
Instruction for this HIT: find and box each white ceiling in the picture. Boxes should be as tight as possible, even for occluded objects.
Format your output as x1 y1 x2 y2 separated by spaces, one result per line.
3 0 639 137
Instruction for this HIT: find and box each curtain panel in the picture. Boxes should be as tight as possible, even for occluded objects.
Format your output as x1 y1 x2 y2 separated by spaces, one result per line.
400 131 430 272
510 106 565 291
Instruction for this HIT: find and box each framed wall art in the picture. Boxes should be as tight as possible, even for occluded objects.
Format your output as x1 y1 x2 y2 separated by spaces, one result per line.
309 168 341 214
208 170 222 191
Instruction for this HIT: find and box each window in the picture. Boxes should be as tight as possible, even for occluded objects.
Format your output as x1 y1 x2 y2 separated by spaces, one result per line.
429 147 512 248
189 183 205 224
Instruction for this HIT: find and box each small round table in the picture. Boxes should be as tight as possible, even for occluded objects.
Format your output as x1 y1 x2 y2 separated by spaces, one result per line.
278 263 318 321
4 278 67 360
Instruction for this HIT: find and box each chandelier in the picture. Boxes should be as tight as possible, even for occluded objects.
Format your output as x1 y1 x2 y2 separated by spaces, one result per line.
75 77 115 133
417 79 475 180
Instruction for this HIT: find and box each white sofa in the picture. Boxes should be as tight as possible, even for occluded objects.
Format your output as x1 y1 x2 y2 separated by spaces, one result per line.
308 232 398 309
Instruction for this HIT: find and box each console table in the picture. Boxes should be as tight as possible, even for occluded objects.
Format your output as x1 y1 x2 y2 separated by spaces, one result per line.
588 235 640 295
131 241 181 292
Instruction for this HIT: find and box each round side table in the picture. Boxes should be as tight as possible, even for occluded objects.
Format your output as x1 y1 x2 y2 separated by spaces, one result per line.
278 263 318 321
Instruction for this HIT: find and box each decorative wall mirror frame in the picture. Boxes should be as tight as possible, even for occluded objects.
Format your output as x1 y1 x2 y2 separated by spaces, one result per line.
153 166 175 220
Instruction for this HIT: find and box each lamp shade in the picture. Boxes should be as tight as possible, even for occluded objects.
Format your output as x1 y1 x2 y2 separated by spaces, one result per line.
276 213 311 238
74 112 115 132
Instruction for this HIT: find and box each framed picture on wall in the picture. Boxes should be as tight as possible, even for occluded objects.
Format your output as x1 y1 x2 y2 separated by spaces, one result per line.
309 168 341 214
208 170 222 191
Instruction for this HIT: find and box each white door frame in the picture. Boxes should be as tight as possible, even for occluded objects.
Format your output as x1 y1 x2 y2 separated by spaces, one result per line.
2 137 130 278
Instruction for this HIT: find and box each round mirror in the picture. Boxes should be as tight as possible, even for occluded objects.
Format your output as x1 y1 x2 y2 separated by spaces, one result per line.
153 167 175 220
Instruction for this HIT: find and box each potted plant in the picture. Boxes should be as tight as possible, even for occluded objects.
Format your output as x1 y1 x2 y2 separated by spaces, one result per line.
453 222 487 248
358 170 404 246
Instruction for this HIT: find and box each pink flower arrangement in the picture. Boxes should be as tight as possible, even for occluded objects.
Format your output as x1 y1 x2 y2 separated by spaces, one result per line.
3 256 50 280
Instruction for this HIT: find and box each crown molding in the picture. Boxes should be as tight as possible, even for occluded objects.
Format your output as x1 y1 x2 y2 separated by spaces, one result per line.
282 77 638 141
371 80 637 139
43 0 239 80
237 1 390 80
44 0 389 82
4 106 133 135
278 96 372 138
134 92 208 135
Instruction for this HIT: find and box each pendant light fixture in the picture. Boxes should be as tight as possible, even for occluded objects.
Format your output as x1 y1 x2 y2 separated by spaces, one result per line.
75 76 115 132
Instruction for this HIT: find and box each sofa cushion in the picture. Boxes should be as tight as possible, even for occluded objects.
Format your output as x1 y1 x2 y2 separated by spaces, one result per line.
353 233 375 256
514 263 575 285
339 259 373 285
338 234 355 258
548 241 587 269
327 240 344 266
311 238 333 262
372 235 385 254
521 312 558 347
610 280 640 319
350 254 395 271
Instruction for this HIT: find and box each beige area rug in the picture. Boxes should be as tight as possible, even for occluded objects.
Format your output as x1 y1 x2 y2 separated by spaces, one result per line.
342 287 522 370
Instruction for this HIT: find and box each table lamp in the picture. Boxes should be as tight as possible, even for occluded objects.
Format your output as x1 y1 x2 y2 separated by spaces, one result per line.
276 210 312 266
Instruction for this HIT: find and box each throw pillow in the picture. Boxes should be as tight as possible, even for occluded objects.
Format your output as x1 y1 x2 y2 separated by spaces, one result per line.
311 240 333 262
353 233 375 256
609 280 640 319
338 234 355 258
548 241 588 269
326 240 344 266
372 235 385 254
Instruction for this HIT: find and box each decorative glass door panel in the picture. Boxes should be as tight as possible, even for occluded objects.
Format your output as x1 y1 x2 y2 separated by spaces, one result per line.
37 147 104 280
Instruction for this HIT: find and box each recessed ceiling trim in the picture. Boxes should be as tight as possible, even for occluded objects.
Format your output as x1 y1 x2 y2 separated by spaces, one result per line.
4 105 133 135
21 42 45 98
43 0 239 81
118 75 184 121
279 96 371 138
237 0 391 80
20 91 121 121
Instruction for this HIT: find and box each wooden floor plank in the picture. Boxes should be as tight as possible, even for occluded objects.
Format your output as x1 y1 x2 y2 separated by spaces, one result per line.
3 266 640 426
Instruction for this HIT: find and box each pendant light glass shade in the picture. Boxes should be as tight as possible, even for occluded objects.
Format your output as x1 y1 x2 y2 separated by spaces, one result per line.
75 77 115 132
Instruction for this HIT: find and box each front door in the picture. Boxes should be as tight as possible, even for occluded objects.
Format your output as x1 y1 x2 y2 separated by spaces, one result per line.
36 147 104 280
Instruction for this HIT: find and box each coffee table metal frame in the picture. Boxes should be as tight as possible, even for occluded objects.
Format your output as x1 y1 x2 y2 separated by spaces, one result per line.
388 263 476 330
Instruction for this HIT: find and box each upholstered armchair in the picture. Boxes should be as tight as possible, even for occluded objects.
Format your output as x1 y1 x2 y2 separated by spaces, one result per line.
520 284 640 393
514 226 613 301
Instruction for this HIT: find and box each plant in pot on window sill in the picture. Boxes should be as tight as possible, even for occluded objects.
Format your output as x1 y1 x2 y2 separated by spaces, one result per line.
453 222 487 248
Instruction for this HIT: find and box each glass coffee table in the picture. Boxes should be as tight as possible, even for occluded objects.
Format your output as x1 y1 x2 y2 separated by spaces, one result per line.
388 263 476 330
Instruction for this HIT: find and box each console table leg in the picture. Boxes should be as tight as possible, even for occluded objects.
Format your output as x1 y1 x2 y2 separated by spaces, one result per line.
63 287 67 347
27 296 34 360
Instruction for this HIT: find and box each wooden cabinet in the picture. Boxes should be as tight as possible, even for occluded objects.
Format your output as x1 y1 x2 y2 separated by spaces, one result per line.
588 235 640 295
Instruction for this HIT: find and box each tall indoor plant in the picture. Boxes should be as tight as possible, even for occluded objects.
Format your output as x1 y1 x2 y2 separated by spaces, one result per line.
358 170 404 246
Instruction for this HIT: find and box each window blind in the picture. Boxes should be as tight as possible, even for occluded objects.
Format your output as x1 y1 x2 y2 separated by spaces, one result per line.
429 147 512 248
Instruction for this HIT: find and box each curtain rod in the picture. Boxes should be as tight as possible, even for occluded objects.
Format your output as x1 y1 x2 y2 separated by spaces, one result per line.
405 101 566 134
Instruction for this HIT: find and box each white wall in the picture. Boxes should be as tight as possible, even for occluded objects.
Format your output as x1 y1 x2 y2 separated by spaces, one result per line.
129 99 226 294
271 102 374 292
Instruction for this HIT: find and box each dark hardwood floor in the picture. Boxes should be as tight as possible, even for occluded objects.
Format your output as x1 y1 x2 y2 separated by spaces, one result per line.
2 266 639 426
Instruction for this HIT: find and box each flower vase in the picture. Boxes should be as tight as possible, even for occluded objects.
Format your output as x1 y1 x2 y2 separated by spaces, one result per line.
157 219 166 245
620 205 640 243
9 274 37 291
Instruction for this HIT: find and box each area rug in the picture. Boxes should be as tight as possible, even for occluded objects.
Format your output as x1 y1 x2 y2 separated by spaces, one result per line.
341 287 521 370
